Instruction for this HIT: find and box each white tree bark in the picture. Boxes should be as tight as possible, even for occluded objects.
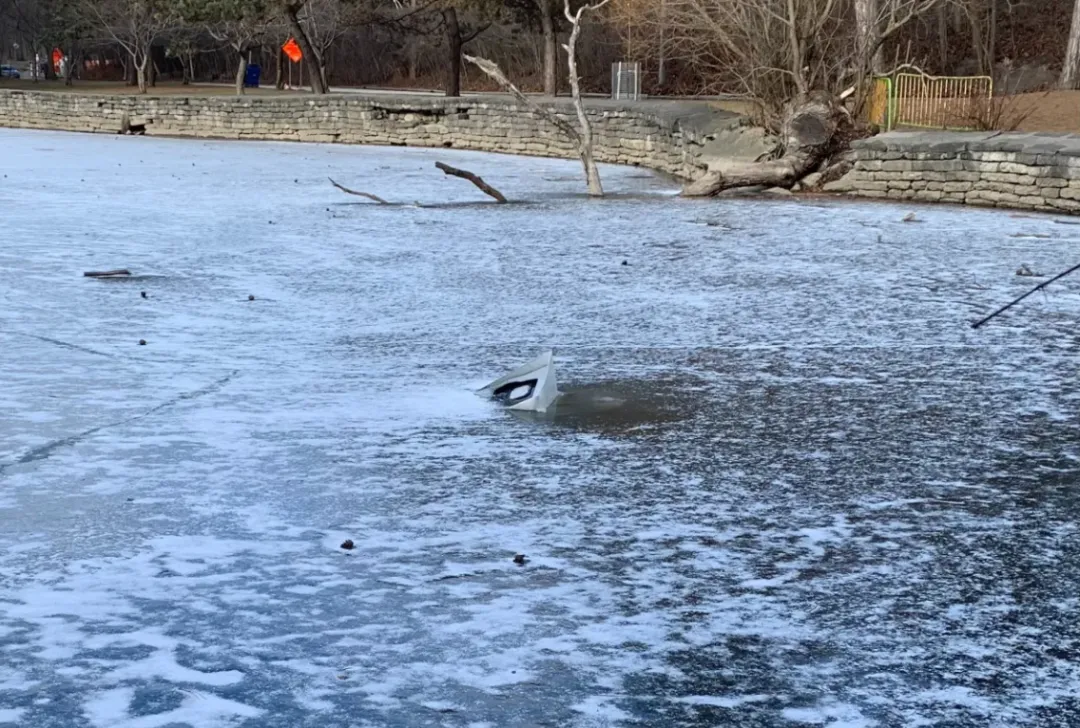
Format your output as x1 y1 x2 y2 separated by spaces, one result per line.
135 53 148 93
235 52 248 95
1062 0 1080 88
563 0 613 196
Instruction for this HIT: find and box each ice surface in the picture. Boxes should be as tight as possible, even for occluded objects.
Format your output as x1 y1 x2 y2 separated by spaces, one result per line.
2 129 1080 726
0 710 25 725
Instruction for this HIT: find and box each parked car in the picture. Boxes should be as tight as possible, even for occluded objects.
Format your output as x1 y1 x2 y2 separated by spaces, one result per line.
0 66 21 79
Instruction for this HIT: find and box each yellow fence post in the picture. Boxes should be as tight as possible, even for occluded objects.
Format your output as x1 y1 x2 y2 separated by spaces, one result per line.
865 77 893 130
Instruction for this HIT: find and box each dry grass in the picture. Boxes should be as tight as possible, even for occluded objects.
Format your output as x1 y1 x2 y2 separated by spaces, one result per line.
1009 90 1080 133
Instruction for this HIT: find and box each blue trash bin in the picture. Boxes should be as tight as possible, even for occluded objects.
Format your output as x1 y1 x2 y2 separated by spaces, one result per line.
244 64 261 88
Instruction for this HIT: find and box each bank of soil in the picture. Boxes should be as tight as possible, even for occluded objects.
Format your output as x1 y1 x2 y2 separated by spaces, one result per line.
1011 90 1080 133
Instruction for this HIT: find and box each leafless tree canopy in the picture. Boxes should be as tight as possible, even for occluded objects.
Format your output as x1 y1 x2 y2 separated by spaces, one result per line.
2 0 1080 100
608 0 944 118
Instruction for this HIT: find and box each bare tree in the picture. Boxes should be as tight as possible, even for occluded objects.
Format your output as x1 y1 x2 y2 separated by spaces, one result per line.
610 0 942 117
954 0 997 76
182 0 273 95
440 2 492 97
501 0 560 93
280 0 327 92
561 0 609 194
463 0 611 196
301 0 360 92
83 0 178 92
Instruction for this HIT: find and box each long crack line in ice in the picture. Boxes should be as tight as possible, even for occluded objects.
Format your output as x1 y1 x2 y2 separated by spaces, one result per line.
0 370 239 475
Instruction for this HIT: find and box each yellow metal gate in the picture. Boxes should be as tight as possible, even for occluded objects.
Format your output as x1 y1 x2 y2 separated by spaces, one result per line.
893 74 993 130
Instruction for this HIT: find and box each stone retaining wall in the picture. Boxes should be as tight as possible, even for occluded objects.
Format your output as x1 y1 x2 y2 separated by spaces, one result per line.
0 90 749 180
835 131 1080 214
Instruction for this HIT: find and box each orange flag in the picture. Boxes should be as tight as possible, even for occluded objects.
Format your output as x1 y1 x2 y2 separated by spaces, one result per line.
282 38 303 63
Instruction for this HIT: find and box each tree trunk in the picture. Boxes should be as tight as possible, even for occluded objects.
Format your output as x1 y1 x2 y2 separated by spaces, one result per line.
1063 0 1080 87
443 7 462 97
937 4 948 72
969 7 986 75
855 0 882 73
284 5 328 94
64 46 78 86
785 0 807 96
406 0 419 81
275 48 285 89
658 0 667 88
682 92 843 196
564 4 602 195
135 54 148 94
539 0 557 96
318 56 329 91
235 51 248 95
408 42 419 81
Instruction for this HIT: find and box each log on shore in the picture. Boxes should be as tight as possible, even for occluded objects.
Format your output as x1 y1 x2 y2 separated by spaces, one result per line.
683 92 847 197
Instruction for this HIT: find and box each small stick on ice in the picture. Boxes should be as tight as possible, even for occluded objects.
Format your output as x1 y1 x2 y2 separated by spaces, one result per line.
434 162 507 203
328 178 389 205
972 260 1080 329
84 269 131 277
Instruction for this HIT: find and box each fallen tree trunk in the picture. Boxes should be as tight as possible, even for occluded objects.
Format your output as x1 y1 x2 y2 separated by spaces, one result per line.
683 92 847 197
435 162 507 202
328 178 390 205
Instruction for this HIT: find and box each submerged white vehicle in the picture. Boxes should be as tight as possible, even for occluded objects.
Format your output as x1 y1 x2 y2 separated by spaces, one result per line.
480 350 559 412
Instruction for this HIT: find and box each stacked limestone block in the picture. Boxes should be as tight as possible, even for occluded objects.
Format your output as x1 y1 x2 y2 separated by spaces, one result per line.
0 90 716 181
842 131 1080 214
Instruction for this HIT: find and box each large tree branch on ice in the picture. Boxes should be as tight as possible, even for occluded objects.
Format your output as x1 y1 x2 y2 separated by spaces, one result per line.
435 162 507 203
328 178 389 204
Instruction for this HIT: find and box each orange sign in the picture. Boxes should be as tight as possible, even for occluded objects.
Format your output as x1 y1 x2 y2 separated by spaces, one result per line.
282 38 302 63
51 48 62 72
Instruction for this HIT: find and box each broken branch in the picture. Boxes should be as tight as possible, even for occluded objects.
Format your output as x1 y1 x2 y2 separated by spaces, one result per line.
328 178 390 204
972 260 1080 329
463 54 582 145
434 162 507 203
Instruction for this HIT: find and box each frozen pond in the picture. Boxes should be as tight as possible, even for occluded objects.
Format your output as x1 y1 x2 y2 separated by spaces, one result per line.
2 129 1080 728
